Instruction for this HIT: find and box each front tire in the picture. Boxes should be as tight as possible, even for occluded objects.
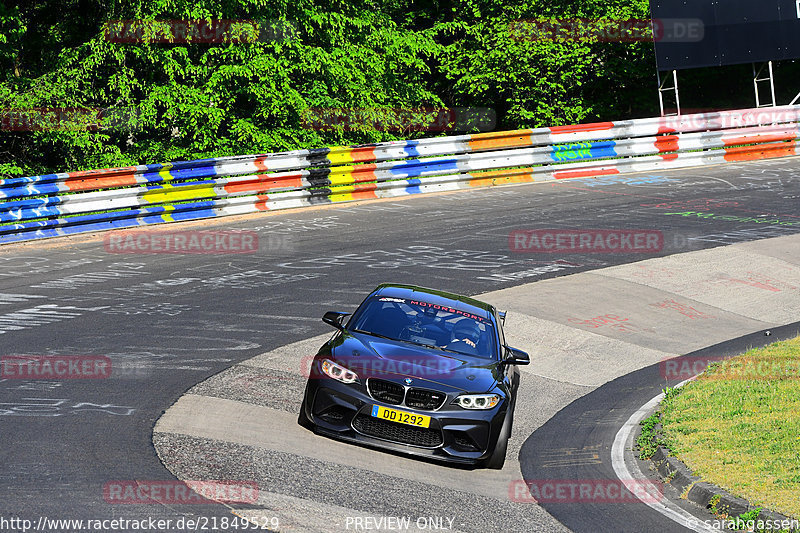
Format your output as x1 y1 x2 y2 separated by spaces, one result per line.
484 409 513 469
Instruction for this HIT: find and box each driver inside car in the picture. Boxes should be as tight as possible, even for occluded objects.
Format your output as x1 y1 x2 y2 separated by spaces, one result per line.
446 318 483 355
401 306 449 346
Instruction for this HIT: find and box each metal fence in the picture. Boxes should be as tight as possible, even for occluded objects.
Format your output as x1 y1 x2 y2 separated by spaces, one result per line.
2 105 799 244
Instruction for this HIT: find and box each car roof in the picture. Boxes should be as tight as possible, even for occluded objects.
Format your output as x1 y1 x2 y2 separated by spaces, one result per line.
371 283 495 319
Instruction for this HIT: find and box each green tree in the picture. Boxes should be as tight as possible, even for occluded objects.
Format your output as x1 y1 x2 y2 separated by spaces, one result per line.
0 0 441 175
0 0 676 177
428 0 655 129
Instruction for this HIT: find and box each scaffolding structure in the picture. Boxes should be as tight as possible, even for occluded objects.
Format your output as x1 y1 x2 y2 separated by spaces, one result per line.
657 70 680 117
657 61 799 117
753 61 777 108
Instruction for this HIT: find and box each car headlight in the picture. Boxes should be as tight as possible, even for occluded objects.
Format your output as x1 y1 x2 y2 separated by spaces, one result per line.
321 359 359 384
454 394 500 410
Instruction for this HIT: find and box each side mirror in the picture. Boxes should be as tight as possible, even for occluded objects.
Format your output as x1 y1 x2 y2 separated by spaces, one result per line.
504 346 530 365
322 311 349 330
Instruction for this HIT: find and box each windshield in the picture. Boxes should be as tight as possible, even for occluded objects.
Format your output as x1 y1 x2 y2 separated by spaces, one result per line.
349 296 498 359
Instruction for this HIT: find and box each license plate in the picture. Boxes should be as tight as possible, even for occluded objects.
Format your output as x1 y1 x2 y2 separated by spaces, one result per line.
371 405 430 428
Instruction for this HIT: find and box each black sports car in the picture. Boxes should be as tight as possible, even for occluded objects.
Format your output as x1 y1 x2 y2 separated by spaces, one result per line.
298 283 529 469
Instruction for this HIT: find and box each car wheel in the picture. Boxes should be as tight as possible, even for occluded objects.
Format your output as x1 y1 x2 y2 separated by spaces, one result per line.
484 409 513 470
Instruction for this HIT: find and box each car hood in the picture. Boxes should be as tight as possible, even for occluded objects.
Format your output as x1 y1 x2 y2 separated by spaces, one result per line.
330 331 500 393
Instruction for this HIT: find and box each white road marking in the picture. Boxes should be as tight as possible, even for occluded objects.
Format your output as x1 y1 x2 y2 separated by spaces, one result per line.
611 377 722 532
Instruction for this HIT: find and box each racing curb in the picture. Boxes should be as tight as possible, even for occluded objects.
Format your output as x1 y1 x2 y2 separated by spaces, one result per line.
651 447 799 531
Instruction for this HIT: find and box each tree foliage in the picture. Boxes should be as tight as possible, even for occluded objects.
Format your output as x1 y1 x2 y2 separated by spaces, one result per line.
1 0 666 176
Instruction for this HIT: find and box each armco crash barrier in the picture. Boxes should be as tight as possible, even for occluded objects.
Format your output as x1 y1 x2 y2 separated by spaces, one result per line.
1 106 799 244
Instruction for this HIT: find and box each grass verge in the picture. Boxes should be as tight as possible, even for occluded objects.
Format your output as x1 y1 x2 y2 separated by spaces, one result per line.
659 336 800 520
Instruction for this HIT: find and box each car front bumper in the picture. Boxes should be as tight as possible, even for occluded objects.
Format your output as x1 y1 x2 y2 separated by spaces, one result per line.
300 375 508 465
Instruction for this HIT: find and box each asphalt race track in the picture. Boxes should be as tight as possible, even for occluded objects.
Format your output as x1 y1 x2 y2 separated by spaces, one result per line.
152 232 800 532
1 157 799 532
519 320 800 533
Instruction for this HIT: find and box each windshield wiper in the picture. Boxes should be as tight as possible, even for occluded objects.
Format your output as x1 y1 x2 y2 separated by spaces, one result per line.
351 329 398 342
404 341 461 354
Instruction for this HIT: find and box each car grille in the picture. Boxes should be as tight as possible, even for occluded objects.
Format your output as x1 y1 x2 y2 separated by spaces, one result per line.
367 379 404 405
405 388 446 411
352 414 443 448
